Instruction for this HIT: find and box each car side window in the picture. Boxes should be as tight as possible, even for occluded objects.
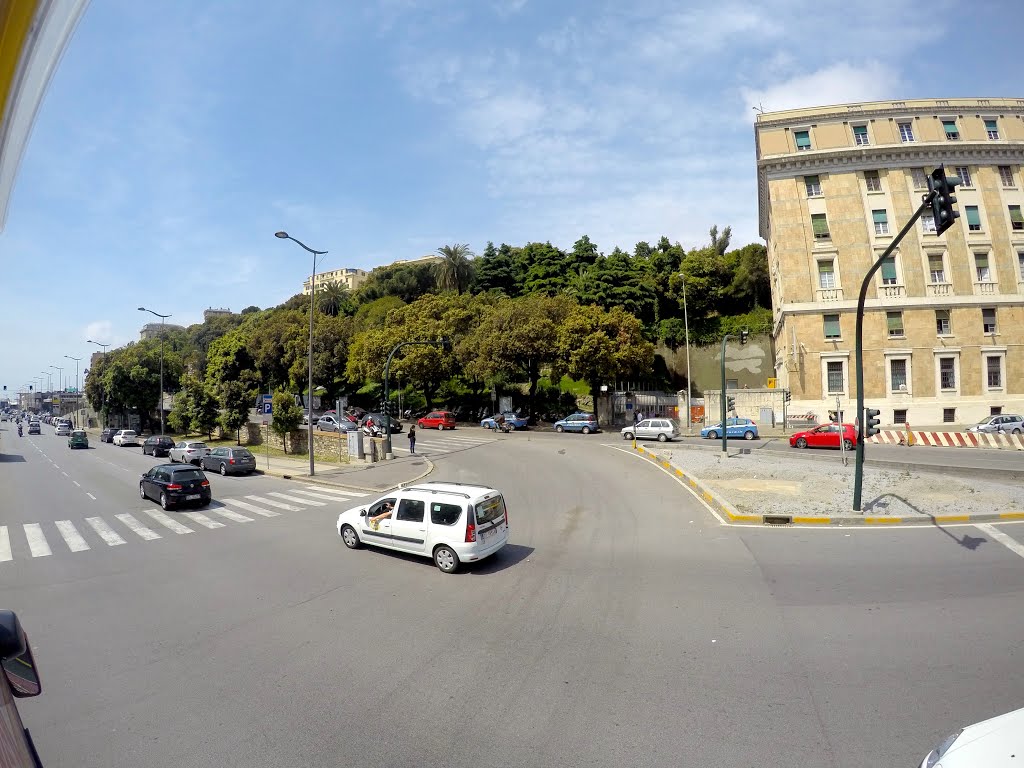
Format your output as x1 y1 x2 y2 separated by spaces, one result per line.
396 499 425 523
368 497 397 517
430 502 462 526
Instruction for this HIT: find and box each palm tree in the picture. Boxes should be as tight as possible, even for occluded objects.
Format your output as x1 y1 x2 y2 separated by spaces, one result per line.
434 243 475 294
318 282 349 316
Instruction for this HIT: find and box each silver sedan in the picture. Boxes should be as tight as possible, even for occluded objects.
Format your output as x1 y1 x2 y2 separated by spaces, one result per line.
168 440 210 465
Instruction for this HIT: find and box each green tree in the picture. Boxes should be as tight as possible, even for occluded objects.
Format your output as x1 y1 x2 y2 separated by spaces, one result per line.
566 234 600 274
473 241 520 295
352 295 405 333
167 389 192 435
355 261 437 304
318 282 350 316
521 241 568 296
219 380 252 443
94 341 184 433
271 390 303 454
709 224 732 255
725 243 770 310
189 380 219 438
434 243 475 294
552 304 655 397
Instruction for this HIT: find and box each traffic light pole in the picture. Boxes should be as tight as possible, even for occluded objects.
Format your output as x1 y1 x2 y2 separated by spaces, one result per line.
719 330 748 456
853 193 934 511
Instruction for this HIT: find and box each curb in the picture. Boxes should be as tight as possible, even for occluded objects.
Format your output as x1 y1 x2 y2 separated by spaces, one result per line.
261 457 435 494
632 445 1024 527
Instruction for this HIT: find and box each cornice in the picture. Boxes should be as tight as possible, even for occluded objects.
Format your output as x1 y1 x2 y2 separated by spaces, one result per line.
755 101 1024 131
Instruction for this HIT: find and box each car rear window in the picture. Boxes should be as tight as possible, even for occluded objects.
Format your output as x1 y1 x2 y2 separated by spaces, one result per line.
233 449 254 458
475 495 506 525
430 502 463 526
171 469 205 481
189 443 207 449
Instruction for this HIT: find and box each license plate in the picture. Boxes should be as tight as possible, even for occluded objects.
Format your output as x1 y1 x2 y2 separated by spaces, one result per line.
479 528 490 542
186 494 200 500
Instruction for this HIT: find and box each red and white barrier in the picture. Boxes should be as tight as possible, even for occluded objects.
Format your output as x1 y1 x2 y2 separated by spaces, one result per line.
868 429 1024 450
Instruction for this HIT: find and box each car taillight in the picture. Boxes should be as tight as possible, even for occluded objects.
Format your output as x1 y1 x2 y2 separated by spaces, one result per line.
167 484 182 490
465 516 476 543
201 480 210 487
229 458 235 464
503 504 508 527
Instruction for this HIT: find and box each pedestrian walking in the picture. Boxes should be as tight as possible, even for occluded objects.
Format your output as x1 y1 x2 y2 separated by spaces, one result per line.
408 425 416 454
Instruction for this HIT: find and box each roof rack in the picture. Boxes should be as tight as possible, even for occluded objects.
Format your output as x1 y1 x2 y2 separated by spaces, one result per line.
402 482 472 499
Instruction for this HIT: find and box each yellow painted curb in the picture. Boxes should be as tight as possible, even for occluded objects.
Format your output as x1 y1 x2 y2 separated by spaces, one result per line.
998 511 1024 521
931 515 970 523
731 513 762 522
865 517 903 524
792 517 831 524
702 491 714 503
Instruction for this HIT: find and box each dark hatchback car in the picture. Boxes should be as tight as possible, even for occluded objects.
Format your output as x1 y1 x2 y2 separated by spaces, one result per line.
100 427 118 443
140 464 211 510
201 447 257 476
142 434 175 457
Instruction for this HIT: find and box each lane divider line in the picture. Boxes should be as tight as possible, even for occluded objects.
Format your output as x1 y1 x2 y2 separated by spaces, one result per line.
87 493 96 500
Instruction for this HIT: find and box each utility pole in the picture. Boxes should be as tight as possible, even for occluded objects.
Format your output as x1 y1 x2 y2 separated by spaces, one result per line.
719 329 749 456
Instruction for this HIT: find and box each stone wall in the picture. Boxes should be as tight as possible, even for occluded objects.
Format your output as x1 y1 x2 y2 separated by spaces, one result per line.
656 335 775 396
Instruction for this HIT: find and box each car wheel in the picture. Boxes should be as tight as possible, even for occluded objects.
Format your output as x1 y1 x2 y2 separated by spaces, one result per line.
623 431 634 440
139 483 146 499
160 492 171 511
220 463 228 476
706 430 718 440
438 424 444 431
555 425 564 433
340 524 361 549
582 426 591 435
843 438 854 450
743 430 755 440
795 437 808 449
657 433 668 442
433 545 459 574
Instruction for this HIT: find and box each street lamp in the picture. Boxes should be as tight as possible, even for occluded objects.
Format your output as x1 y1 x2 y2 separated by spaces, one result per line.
138 307 171 434
678 270 693 433
50 366 63 415
65 355 82 427
275 231 328 477
88 340 111 425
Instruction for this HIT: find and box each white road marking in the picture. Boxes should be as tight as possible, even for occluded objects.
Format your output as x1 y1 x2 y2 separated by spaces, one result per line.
53 464 59 469
244 494 300 511
976 523 1024 560
0 527 11 562
286 489 344 503
303 485 366 498
212 508 254 523
144 510 194 535
219 499 279 518
114 514 162 541
61 471 68 477
55 520 90 552
87 493 96 500
73 481 81 487
181 511 225 529
268 490 324 506
24 524 52 557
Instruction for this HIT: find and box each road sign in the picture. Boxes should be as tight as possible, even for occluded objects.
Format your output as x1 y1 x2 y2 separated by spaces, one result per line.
261 393 272 414
766 378 777 389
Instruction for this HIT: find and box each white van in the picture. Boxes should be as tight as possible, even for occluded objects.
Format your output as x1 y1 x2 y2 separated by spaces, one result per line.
336 481 509 573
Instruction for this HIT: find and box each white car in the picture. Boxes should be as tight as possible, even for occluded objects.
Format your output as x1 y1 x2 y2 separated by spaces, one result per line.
919 705 1024 767
112 430 139 446
169 441 210 465
54 422 72 436
621 418 679 442
336 481 509 573
966 414 1024 434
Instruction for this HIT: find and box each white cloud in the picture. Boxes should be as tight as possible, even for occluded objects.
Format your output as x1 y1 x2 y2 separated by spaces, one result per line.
83 321 113 344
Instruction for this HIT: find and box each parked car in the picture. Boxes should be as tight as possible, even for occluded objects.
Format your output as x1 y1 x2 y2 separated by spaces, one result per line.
68 430 89 449
139 464 211 510
700 417 759 440
201 447 257 476
142 435 175 457
317 414 358 433
621 417 679 442
360 413 403 433
789 423 856 450
966 414 1024 434
112 429 140 446
480 412 529 430
100 427 118 443
168 441 209 465
336 481 509 573
553 412 600 434
417 411 457 431
918 705 1024 767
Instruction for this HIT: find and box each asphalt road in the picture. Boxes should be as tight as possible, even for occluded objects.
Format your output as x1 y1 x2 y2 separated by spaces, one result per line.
2 426 1023 767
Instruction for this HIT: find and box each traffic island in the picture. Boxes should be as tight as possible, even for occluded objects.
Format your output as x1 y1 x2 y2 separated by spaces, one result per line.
631 444 1024 526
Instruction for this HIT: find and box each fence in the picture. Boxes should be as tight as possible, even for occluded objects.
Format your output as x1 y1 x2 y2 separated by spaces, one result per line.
610 391 680 425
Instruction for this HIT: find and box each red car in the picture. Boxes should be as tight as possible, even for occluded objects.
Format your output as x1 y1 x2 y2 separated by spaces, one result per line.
789 423 856 450
418 411 457 430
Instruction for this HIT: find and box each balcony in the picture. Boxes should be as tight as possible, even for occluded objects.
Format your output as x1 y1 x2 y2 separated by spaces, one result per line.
877 284 905 300
974 281 998 296
816 288 844 302
927 282 952 298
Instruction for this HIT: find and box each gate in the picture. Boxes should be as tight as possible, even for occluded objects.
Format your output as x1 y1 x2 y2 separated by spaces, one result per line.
610 391 679 426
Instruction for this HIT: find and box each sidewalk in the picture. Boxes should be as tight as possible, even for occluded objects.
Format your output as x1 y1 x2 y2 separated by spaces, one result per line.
253 452 434 493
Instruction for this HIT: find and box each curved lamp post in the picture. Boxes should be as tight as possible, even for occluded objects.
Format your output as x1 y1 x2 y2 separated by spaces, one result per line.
138 307 171 434
65 355 82 427
275 231 328 477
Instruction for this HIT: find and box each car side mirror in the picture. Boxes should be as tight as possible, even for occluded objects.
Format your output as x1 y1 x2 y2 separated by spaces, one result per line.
359 509 367 517
0 610 41 698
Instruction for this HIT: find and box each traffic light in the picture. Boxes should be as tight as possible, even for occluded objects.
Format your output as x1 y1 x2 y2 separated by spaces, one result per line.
784 390 791 403
28 385 32 391
726 395 736 412
739 329 749 344
927 167 960 235
865 407 881 437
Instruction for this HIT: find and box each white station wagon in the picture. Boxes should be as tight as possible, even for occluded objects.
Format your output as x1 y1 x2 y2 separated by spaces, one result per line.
336 481 509 573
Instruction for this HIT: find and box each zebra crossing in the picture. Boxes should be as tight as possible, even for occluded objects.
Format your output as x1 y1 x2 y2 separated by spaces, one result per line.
0 485 366 565
390 431 498 456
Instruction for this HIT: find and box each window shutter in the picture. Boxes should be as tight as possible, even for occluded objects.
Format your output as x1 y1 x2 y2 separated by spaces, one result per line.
1010 206 1024 225
985 119 997 131
880 257 897 281
966 207 981 227
872 210 887 224
886 312 903 332
795 131 810 148
811 214 829 236
823 315 840 337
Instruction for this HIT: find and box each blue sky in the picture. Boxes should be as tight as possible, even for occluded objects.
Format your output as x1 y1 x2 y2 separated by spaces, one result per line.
1 0 1017 394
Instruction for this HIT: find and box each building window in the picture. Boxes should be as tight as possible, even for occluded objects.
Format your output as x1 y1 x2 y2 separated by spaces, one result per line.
890 359 908 391
864 170 882 192
985 118 1000 140
942 119 960 140
943 408 956 423
1019 251 1024 279
886 310 904 337
911 168 928 189
811 213 830 239
939 358 956 390
726 378 739 390
823 314 841 339
805 175 822 197
922 213 937 233
935 309 951 335
898 121 915 142
955 166 972 187
853 124 869 145
982 307 997 334
1010 205 1024 231
826 361 844 393
987 356 1002 388
794 130 811 151
965 206 981 231
893 408 908 424
999 165 1015 187
873 209 890 235
991 406 1003 416
928 254 946 283
818 260 836 289
975 253 991 281
880 256 898 285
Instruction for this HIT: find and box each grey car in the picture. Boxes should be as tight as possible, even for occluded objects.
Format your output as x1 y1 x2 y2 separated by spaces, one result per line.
169 440 210 465
621 418 679 442
201 446 257 475
316 414 358 433
966 414 1024 434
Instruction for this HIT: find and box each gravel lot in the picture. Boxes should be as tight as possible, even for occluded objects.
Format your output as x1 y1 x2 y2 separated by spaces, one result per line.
653 444 1024 518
